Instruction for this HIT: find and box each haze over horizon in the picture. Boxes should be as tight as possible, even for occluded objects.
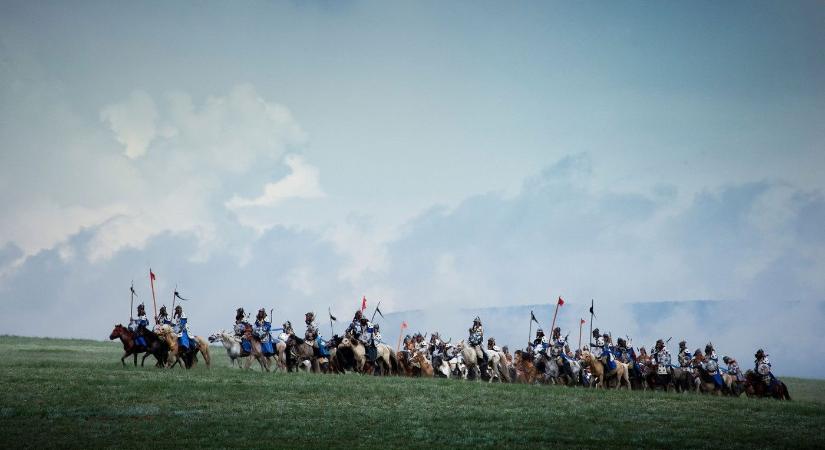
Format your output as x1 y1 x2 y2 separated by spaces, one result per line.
1 1 823 376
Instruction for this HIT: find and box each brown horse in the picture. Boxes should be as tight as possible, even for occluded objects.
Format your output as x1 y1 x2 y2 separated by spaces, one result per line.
156 325 211 369
580 351 630 389
514 350 538 384
744 370 791 400
109 324 145 366
410 351 434 377
242 323 272 372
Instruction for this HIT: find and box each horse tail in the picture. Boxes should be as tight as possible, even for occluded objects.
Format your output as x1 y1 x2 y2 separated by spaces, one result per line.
782 383 791 400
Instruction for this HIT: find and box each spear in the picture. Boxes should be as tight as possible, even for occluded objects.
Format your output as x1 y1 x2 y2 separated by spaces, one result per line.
130 281 136 321
328 308 337 337
149 269 158 324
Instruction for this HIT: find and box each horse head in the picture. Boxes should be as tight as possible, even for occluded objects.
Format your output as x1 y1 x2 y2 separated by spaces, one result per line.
109 324 127 340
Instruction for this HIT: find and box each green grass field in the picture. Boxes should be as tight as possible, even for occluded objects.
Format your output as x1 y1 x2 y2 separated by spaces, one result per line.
1 335 823 449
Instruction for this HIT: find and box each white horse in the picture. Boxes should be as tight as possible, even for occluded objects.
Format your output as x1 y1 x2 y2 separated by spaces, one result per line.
458 340 488 381
487 348 511 383
208 330 243 368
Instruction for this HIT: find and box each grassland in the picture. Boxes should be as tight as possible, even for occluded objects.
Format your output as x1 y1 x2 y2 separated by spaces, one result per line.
1 335 823 449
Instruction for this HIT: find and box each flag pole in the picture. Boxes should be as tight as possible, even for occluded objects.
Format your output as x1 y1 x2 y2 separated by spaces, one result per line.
589 299 594 349
578 318 583 351
396 322 405 353
528 310 534 349
550 297 561 334
149 269 158 324
329 307 335 337
129 281 134 321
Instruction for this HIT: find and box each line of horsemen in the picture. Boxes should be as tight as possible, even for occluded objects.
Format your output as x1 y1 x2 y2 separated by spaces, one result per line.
123 305 787 398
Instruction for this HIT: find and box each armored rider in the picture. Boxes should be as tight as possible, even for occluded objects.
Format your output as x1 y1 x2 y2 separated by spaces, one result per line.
254 308 275 357
357 316 378 362
171 305 191 350
590 328 605 357
723 356 745 383
704 343 724 389
754 349 777 389
129 303 150 348
305 312 319 347
346 310 364 338
156 305 172 326
532 328 549 355
677 340 692 368
652 339 671 374
234 307 252 354
468 316 487 365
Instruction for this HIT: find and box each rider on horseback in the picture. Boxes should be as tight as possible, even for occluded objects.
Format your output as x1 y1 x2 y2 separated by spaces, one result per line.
532 328 549 354
129 304 150 348
677 340 692 367
590 328 605 357
346 310 363 338
704 343 724 389
305 312 319 347
234 307 252 354
357 316 378 362
468 316 487 366
754 349 777 389
615 337 640 377
652 339 671 374
254 309 275 357
172 305 191 350
723 356 745 382
156 305 171 326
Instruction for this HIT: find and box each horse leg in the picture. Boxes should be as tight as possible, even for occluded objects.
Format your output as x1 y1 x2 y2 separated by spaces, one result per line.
121 351 129 366
141 352 150 367
133 351 139 366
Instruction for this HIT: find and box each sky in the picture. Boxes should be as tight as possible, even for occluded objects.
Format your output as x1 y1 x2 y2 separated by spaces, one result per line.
1 1 824 376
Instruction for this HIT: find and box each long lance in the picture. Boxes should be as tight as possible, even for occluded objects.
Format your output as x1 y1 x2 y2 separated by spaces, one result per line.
550 298 560 336
129 281 136 321
528 311 533 350
589 299 594 348
370 300 382 323
150 268 158 324
578 318 583 351
172 284 177 312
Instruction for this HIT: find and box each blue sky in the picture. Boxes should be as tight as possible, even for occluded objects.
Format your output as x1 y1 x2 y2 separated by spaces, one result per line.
1 1 824 375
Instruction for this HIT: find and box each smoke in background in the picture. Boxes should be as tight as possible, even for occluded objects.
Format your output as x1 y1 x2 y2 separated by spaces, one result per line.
1 155 824 377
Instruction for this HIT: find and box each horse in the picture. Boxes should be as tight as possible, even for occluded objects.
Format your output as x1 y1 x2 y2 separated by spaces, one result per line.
534 352 559 384
458 341 487 381
338 335 366 373
580 351 630 389
556 355 582 387
284 334 318 372
134 324 169 367
513 350 538 384
410 351 434 377
156 325 211 369
487 348 511 383
744 370 791 400
109 324 146 367
689 355 723 395
723 372 745 397
209 330 243 367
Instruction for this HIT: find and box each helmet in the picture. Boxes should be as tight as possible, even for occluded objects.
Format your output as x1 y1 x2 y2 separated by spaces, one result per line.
236 308 245 321
137 303 145 312
592 328 600 337
159 305 167 314
305 312 315 322
174 305 182 312
679 340 686 349
353 310 363 321
473 316 481 324
755 349 765 359
360 317 367 324
722 356 731 364
488 337 496 345
257 308 266 319
694 349 703 357
617 337 627 347
705 343 714 353
536 328 544 335
373 324 380 331
655 339 664 348
283 320 292 329
553 327 561 335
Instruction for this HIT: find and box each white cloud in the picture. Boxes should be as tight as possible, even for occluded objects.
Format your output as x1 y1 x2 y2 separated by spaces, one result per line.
225 155 325 209
100 91 158 159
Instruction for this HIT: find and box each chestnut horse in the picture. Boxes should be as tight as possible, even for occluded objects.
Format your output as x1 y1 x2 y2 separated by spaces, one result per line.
513 350 538 384
156 325 211 369
580 351 630 389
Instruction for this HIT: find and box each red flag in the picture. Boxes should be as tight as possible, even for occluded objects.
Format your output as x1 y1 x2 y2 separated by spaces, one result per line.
150 270 156 281
558 296 564 306
401 321 408 329
361 296 367 312
580 318 586 325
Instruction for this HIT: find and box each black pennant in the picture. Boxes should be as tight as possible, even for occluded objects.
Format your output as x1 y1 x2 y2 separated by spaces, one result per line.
530 310 539 323
375 307 385 319
174 291 190 301
329 308 337 322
